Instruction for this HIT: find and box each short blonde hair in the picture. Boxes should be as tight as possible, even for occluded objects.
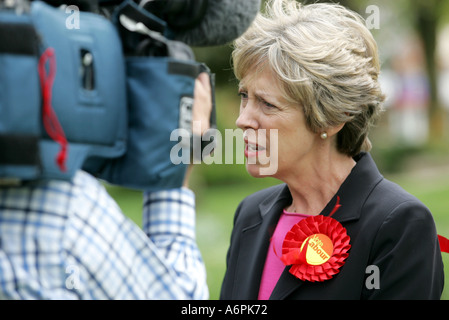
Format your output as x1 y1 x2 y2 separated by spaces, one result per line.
232 0 385 156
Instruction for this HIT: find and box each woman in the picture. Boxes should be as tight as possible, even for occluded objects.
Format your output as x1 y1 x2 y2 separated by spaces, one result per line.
220 0 444 300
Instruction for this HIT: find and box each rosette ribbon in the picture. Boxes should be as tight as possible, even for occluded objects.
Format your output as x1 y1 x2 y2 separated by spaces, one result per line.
438 235 449 253
281 197 351 282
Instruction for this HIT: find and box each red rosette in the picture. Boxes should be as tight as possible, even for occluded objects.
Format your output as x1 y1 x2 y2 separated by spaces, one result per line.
281 213 351 282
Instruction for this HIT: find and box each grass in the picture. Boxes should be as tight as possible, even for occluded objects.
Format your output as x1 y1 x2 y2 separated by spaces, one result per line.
106 163 449 300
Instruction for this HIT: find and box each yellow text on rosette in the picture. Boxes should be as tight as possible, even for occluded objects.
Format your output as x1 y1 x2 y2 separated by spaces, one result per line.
300 233 334 265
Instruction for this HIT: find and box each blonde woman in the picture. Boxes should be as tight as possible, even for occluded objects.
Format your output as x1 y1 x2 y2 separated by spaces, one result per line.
220 0 444 299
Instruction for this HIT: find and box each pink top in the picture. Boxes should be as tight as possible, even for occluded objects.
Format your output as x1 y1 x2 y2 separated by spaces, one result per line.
258 209 311 300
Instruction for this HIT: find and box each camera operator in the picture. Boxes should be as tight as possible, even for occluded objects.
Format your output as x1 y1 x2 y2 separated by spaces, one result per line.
0 72 212 300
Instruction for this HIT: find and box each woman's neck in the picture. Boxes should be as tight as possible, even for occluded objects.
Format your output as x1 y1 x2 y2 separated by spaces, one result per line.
284 152 356 216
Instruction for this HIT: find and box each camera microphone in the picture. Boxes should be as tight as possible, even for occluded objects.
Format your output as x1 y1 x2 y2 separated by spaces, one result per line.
139 0 261 47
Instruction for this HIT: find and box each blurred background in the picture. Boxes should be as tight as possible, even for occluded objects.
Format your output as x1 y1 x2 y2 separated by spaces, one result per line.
106 0 449 299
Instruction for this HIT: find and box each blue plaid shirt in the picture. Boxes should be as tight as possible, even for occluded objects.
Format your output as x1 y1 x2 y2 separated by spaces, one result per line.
0 170 208 299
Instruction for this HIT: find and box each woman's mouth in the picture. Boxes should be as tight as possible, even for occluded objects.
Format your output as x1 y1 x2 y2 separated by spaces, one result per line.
245 139 266 158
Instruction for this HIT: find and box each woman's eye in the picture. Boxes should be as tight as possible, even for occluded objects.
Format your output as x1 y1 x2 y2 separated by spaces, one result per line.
238 91 248 100
262 100 277 109
259 97 278 110
238 91 278 110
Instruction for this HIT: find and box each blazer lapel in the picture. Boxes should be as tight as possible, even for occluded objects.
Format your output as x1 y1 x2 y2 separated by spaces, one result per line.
232 184 292 299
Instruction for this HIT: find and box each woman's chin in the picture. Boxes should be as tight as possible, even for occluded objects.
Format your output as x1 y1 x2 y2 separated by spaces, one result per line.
246 163 272 178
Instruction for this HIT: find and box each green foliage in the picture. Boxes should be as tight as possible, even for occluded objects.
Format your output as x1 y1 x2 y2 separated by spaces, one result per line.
193 45 236 87
371 141 449 174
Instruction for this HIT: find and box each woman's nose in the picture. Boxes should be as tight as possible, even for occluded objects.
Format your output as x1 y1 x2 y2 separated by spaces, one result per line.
236 104 259 130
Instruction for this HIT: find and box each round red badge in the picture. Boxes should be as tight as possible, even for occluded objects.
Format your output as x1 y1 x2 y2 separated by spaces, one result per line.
281 197 351 282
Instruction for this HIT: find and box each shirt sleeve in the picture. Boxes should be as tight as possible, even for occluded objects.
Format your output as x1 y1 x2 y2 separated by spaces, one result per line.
62 172 208 300
0 171 209 300
142 187 209 300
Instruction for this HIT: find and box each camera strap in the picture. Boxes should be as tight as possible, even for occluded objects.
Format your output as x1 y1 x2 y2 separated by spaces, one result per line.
116 0 166 34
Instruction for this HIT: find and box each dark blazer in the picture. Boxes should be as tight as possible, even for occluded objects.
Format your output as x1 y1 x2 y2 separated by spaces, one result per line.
220 153 444 299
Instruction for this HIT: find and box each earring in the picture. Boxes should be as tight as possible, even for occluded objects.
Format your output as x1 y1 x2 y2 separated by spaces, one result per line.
320 132 328 140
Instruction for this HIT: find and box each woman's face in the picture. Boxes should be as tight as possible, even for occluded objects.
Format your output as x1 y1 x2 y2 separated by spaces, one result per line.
236 68 322 180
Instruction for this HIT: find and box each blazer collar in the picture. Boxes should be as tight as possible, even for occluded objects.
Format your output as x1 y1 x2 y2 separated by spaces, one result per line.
324 152 384 222
258 183 291 218
258 152 384 299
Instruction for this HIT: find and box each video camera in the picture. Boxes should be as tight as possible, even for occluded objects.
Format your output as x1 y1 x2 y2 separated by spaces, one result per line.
0 0 219 191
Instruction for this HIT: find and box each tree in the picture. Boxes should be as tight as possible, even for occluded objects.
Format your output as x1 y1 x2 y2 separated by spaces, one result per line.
414 0 446 140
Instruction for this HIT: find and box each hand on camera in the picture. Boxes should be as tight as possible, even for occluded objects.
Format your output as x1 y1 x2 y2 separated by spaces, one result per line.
192 72 212 136
183 72 212 188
